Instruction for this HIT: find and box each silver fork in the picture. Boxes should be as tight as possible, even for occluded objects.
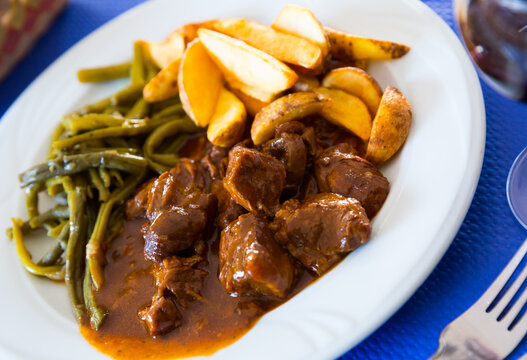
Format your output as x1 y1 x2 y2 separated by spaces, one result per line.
430 238 527 360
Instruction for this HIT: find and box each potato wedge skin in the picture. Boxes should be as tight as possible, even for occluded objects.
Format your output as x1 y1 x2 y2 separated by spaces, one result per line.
142 31 185 69
143 59 180 102
366 86 412 164
314 87 372 141
322 66 382 117
229 88 270 117
211 18 322 69
326 27 410 61
178 39 222 127
207 88 247 147
198 28 298 102
251 91 330 145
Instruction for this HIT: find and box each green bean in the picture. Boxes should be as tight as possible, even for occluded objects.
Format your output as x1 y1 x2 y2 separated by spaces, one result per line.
46 176 74 196
87 169 147 289
48 123 65 159
47 219 69 238
64 114 125 134
29 205 69 229
38 240 64 267
79 147 139 155
151 103 184 121
19 151 147 187
78 83 144 115
11 218 64 280
131 42 146 85
83 263 107 330
151 98 180 113
143 119 198 170
161 133 187 154
25 184 41 218
77 62 131 83
6 219 31 240
109 169 124 187
126 98 149 119
145 59 159 82
78 98 112 115
98 168 111 188
110 83 144 106
104 137 132 149
106 205 124 243
52 120 150 150
102 106 129 115
65 185 88 322
89 169 110 202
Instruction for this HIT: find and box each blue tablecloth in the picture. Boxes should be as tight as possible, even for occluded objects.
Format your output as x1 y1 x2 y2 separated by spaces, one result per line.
2 0 527 359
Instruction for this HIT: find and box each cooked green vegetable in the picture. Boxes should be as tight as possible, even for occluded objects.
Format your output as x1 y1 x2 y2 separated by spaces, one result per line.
87 168 147 290
84 263 107 330
131 42 146 85
65 185 88 322
19 151 147 187
25 184 41 218
11 218 64 280
126 98 149 119
77 62 131 83
143 119 198 172
29 205 69 229
9 45 201 331
64 114 126 134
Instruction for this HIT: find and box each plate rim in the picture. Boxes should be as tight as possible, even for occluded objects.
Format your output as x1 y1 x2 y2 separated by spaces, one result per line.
0 0 486 359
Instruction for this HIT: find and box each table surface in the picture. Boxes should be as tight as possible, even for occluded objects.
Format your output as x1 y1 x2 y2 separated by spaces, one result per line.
2 0 527 359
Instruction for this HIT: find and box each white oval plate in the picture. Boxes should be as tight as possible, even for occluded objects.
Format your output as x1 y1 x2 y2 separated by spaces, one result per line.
0 0 485 359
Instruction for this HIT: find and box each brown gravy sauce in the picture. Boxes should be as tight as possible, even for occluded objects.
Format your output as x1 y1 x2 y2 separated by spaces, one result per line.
81 218 315 360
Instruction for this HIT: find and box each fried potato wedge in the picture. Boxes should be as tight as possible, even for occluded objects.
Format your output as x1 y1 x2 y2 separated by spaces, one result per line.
198 28 298 102
229 88 270 117
174 20 217 44
141 31 185 69
292 76 320 92
207 88 247 147
251 92 330 145
178 39 222 127
366 86 412 164
143 59 180 102
210 18 322 69
326 27 410 61
272 5 329 58
314 87 372 141
322 67 382 117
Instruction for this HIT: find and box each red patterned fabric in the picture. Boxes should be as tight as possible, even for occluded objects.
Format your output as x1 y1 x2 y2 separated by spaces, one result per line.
0 0 67 81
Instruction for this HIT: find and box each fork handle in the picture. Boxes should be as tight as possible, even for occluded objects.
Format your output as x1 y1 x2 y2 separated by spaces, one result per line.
428 344 502 360
429 334 501 360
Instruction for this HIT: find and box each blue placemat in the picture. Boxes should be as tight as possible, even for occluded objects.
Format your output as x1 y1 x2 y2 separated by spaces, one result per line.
2 0 527 359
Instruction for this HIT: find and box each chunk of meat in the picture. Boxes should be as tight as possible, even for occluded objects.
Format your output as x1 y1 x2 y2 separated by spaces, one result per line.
201 145 229 181
315 145 389 217
274 121 318 159
143 207 208 262
142 158 217 262
223 146 286 216
125 178 154 220
304 115 366 156
297 171 319 201
219 213 296 298
138 295 182 336
273 193 371 275
146 159 209 221
262 132 307 193
154 255 208 308
211 179 246 229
